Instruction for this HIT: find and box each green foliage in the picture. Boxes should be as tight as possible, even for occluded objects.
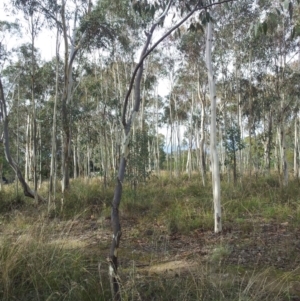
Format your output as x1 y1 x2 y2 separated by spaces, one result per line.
0 188 26 214
223 123 245 168
0 222 110 301
1 174 300 300
127 130 152 190
55 178 114 219
79 4 115 51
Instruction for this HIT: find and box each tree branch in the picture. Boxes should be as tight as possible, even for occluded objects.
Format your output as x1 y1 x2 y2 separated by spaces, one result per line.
123 0 235 124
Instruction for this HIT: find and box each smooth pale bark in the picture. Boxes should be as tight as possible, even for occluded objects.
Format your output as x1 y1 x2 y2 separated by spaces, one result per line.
60 3 75 193
140 58 149 131
0 77 45 203
107 1 234 298
108 33 152 300
294 112 299 179
263 111 272 174
38 121 42 189
248 52 253 176
16 84 20 193
278 116 288 186
61 1 92 193
87 144 91 178
49 23 60 205
25 114 30 182
206 15 222 233
155 94 160 175
73 143 77 179
107 1 204 298
77 134 82 177
234 43 243 179
30 14 38 203
197 72 206 186
275 129 280 173
169 95 174 177
186 93 194 178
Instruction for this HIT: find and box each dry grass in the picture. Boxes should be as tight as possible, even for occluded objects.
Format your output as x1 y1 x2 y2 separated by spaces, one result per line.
0 174 300 300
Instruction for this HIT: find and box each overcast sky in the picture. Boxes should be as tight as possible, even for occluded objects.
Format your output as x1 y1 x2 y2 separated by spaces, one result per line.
1 0 56 61
0 0 175 140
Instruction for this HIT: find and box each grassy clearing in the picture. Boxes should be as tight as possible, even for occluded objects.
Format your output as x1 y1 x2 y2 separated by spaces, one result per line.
0 219 110 301
0 174 300 300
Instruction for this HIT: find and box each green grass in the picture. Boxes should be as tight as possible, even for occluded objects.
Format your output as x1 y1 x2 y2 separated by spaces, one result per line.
1 174 300 300
0 220 111 301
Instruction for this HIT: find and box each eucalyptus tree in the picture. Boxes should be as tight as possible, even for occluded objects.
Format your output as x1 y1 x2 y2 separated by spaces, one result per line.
11 0 116 193
10 0 46 202
177 25 208 183
107 1 237 298
0 61 46 202
205 7 222 232
0 20 46 202
254 0 299 184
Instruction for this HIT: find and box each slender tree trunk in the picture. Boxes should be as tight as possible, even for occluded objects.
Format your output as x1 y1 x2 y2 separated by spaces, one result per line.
38 121 42 189
108 3 176 295
61 3 88 193
155 94 160 175
73 143 77 179
0 77 45 203
49 23 60 205
16 83 20 193
30 15 38 203
294 113 300 178
279 114 288 186
198 73 206 186
25 114 30 183
0 162 3 191
206 12 221 233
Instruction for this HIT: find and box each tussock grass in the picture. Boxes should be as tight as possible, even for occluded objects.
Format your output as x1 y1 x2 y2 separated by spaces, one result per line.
0 218 110 301
120 262 299 301
1 174 300 300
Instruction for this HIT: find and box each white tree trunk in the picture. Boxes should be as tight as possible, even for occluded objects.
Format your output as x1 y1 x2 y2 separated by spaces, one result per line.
25 114 30 183
206 14 222 233
197 77 206 186
73 143 77 179
294 113 300 178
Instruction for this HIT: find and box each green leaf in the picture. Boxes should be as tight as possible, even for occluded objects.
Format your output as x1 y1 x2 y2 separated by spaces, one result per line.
188 23 196 32
291 26 296 40
206 11 210 23
295 23 300 37
288 1 293 19
196 22 204 33
262 21 267 35
150 5 156 18
201 12 207 26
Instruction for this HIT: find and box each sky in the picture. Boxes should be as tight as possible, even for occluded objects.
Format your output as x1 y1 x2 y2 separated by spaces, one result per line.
0 0 187 147
0 1 57 61
0 0 172 94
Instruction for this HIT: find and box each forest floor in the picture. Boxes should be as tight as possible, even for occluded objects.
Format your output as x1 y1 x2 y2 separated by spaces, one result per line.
1 176 300 300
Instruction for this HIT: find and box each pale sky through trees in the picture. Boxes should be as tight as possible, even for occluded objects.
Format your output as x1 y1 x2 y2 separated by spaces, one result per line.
0 0 183 148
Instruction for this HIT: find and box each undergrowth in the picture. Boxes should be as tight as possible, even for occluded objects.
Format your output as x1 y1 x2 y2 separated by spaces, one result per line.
0 174 300 300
